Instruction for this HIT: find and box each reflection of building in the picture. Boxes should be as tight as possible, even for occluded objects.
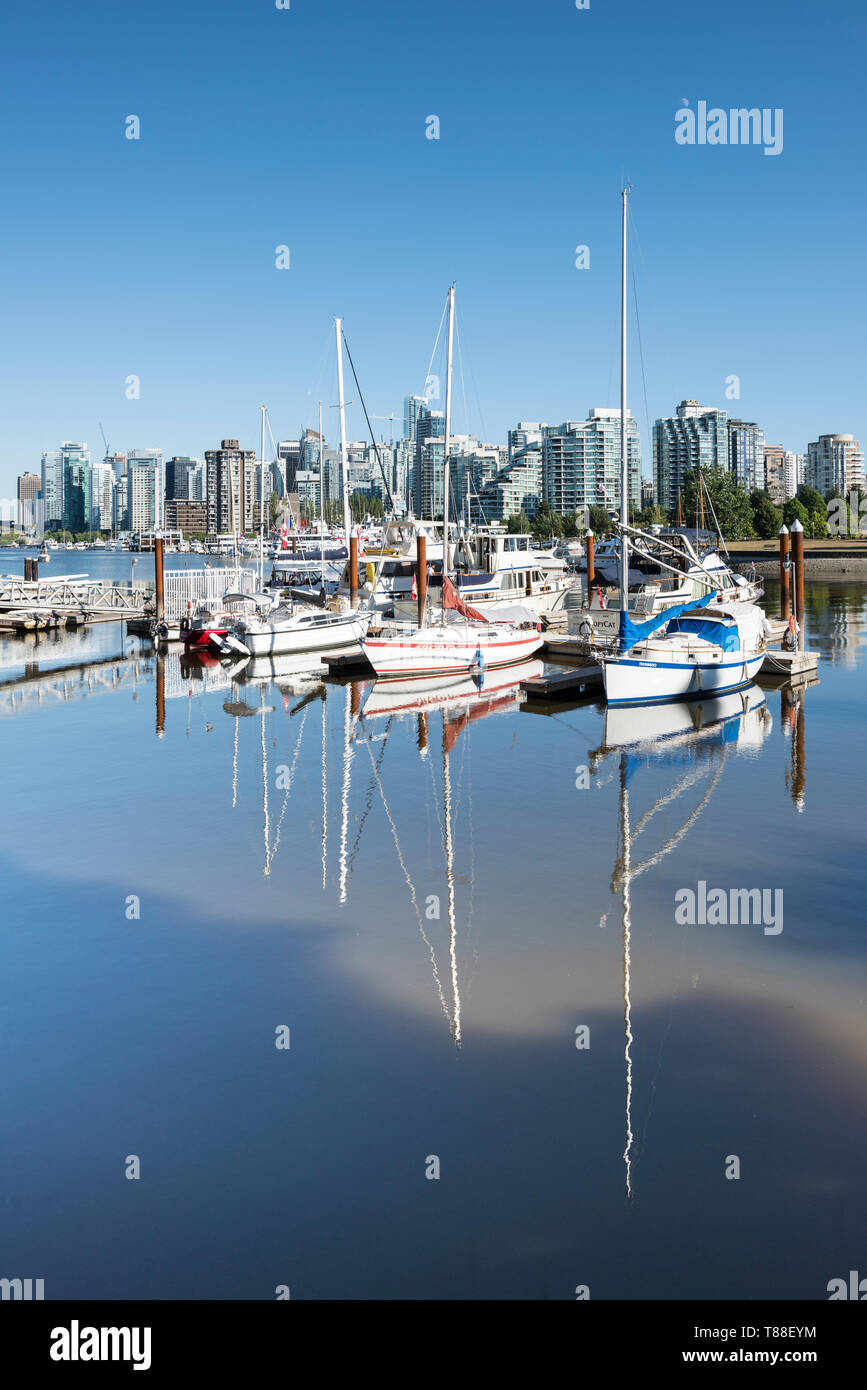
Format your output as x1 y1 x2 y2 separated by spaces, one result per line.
544 409 640 515
653 402 727 513
806 434 864 496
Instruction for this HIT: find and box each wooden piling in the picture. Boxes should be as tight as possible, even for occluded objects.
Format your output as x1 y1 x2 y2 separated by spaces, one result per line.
779 525 790 621
349 530 358 605
416 532 427 626
790 519 805 650
585 529 595 586
154 534 165 622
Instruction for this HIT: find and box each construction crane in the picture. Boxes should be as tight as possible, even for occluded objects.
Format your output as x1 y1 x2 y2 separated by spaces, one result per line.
99 423 110 461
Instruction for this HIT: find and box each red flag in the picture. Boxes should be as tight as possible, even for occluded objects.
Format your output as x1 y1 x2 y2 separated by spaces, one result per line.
411 573 417 599
442 576 487 622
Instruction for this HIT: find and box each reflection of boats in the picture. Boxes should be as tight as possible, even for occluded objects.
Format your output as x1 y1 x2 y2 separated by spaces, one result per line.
598 683 771 752
361 660 543 721
589 681 772 1197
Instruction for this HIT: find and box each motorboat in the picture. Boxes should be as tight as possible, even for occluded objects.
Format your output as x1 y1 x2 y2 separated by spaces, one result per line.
223 597 373 657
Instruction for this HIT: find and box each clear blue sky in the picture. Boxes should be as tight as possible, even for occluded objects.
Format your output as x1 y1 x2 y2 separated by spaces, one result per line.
1 0 864 493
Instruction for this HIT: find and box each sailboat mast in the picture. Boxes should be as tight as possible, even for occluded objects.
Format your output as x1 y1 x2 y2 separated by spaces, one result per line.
619 187 630 604
319 399 325 571
442 284 455 620
336 318 352 549
259 404 266 586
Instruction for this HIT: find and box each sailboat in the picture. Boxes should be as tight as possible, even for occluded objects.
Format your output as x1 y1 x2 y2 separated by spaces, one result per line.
361 286 544 678
599 188 767 706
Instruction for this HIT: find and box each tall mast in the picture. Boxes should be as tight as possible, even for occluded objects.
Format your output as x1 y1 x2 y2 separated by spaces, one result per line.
319 399 325 574
336 318 352 549
619 187 630 605
259 404 266 586
441 284 455 620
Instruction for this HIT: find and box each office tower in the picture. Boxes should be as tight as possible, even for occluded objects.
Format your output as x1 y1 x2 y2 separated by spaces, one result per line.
412 405 445 516
165 457 202 500
653 402 728 514
276 440 301 496
61 443 92 532
543 409 641 516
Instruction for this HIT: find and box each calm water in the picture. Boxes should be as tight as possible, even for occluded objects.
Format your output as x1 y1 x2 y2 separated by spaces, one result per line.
1 553 865 1299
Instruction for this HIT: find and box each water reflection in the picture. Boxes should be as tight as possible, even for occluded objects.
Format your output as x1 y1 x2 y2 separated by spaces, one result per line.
589 687 772 1197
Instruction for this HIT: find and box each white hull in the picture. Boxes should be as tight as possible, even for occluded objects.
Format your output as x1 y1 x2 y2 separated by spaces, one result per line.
233 609 372 657
393 582 572 624
603 650 765 705
362 622 544 678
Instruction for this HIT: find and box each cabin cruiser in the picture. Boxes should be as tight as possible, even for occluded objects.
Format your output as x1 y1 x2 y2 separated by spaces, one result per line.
390 528 577 622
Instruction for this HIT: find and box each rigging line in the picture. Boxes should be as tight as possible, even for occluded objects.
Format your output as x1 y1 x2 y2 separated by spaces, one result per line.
629 235 653 498
454 309 470 439
629 762 713 843
340 326 395 513
346 716 392 878
422 295 448 405
628 760 725 882
362 733 451 1025
266 706 309 875
456 307 488 445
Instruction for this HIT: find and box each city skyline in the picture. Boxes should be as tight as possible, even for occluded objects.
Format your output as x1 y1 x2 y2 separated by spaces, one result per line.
2 0 865 494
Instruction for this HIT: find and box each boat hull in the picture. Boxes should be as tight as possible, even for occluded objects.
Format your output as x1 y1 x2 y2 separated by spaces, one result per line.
603 651 766 705
237 611 372 657
362 626 544 679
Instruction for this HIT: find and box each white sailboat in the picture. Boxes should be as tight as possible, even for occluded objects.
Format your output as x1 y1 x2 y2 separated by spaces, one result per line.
361 286 544 678
599 188 767 706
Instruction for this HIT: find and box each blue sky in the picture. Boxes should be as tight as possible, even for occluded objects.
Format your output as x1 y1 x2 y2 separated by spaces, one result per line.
1 0 864 492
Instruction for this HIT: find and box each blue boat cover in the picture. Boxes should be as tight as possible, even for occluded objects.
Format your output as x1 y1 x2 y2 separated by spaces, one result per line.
666 615 740 652
618 590 714 654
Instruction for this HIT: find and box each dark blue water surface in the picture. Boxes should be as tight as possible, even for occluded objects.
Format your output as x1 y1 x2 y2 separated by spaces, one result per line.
0 557 864 1299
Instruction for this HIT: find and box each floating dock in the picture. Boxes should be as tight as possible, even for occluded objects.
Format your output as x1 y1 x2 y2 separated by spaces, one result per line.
520 663 603 699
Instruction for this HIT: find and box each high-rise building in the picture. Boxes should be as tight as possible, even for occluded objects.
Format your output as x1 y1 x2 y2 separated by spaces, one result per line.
165 456 202 500
61 443 92 532
785 451 805 498
806 434 864 497
641 479 654 510
473 447 544 523
762 445 786 503
508 423 546 460
40 450 63 528
543 409 641 516
276 440 301 496
126 449 165 532
113 475 129 532
205 440 256 533
412 406 445 516
653 402 728 514
17 472 40 529
728 419 765 492
90 463 116 531
404 395 427 444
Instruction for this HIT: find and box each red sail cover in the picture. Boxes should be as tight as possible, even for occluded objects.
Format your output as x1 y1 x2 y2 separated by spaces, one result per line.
442 576 487 622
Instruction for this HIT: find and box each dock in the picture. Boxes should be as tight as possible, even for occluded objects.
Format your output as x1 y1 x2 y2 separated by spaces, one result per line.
323 651 374 676
520 663 603 699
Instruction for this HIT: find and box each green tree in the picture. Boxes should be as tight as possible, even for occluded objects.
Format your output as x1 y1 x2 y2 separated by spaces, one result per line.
587 504 612 537
506 511 530 534
750 490 783 540
809 508 828 539
782 498 809 530
797 483 825 514
678 466 753 540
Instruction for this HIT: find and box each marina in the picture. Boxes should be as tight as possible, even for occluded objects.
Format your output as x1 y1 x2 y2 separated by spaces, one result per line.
0 555 862 1301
